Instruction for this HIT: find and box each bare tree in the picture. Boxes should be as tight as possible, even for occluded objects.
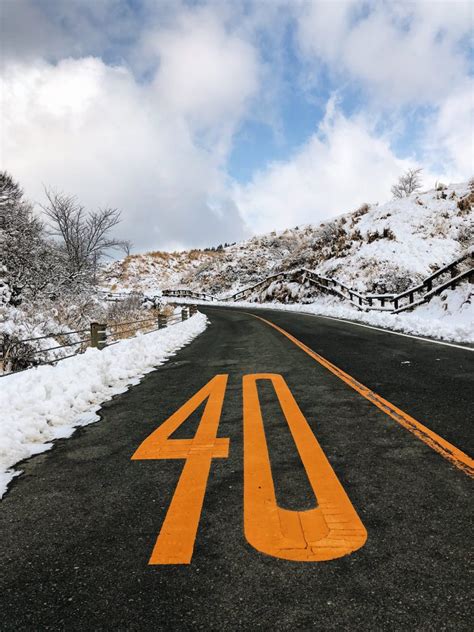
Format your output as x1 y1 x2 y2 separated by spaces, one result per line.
391 168 423 198
121 240 133 256
42 189 129 284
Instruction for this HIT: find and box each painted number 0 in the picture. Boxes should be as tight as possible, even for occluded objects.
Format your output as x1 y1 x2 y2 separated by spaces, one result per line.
132 374 367 564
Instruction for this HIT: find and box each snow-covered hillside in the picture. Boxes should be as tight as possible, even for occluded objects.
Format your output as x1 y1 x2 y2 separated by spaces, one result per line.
102 249 223 295
102 181 473 298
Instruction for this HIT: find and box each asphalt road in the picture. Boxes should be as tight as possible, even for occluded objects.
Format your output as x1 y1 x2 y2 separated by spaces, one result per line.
0 306 472 631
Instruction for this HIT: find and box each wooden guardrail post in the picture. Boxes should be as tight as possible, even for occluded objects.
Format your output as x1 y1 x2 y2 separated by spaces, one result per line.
0 334 7 370
158 313 167 329
90 322 107 349
181 308 188 321
190 305 197 316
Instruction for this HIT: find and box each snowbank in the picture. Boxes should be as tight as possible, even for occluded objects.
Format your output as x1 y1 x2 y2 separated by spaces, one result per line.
0 313 207 498
245 291 474 344
167 286 473 345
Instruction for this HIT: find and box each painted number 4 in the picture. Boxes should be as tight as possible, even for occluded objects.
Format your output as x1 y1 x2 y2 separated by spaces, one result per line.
131 374 367 564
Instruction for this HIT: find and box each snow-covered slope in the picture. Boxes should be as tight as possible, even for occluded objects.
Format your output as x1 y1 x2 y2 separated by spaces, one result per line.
101 249 224 295
102 182 473 298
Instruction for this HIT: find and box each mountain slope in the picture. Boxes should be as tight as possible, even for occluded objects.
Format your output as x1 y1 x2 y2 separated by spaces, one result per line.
102 181 473 299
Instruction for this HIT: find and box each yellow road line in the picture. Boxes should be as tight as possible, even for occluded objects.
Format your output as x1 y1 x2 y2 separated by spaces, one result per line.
250 314 474 478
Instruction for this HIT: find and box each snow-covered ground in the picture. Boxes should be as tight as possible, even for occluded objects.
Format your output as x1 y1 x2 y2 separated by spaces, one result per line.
101 181 473 298
0 312 207 499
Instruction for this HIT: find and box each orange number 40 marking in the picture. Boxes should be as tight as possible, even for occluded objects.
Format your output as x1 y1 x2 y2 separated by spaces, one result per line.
132 374 366 565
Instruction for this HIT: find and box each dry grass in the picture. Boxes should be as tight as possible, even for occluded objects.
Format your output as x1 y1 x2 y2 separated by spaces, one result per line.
353 203 370 218
105 295 177 342
457 191 474 215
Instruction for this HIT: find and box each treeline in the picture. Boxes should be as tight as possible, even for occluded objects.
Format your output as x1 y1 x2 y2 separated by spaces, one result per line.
203 242 236 252
0 171 129 306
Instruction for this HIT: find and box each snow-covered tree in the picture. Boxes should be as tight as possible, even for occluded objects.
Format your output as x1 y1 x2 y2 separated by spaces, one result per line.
391 168 423 198
0 171 61 302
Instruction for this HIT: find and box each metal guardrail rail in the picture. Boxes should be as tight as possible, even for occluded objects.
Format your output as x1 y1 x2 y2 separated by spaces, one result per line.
0 306 198 377
162 289 217 301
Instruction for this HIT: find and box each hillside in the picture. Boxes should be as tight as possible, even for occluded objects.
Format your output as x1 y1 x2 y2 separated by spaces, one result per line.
101 249 223 295
101 181 473 298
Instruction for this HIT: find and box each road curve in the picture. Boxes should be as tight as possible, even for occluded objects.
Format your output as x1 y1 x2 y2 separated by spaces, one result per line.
0 306 472 631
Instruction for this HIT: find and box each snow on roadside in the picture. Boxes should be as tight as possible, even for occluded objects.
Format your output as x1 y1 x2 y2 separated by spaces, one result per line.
249 290 474 344
0 312 208 499
167 285 473 345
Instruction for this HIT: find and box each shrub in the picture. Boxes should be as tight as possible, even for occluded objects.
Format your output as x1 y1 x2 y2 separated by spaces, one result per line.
383 227 396 240
458 224 473 245
353 203 370 218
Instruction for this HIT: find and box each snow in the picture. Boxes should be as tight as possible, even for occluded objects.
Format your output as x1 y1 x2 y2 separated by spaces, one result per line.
101 181 473 298
0 312 208 499
316 182 472 292
251 289 474 344
98 180 473 343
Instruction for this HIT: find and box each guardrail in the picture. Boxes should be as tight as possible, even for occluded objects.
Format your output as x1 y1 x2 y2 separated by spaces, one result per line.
97 290 142 303
391 268 472 314
161 248 473 314
0 305 198 377
162 289 218 301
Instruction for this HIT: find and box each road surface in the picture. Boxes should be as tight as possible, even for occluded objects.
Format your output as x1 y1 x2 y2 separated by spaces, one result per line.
1 306 472 630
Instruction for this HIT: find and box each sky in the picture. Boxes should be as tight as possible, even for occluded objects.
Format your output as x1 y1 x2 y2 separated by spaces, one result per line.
1 0 473 252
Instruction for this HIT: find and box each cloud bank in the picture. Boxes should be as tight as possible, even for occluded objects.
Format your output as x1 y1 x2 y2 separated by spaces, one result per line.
2 5 259 250
1 1 472 250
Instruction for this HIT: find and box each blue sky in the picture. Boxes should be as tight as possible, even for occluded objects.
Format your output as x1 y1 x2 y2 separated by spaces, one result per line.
1 0 473 250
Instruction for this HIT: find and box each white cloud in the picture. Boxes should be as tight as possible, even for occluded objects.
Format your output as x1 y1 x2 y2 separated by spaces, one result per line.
296 0 472 105
1 8 260 250
423 82 474 178
233 98 422 234
146 10 258 130
246 1 474 227
1 0 471 252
